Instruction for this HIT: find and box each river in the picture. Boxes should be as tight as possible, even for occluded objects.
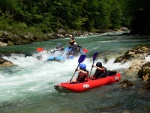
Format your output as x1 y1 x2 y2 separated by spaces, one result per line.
0 32 150 113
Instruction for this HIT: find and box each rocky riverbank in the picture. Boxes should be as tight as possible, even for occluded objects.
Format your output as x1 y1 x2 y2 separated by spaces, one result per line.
0 27 129 46
115 46 150 90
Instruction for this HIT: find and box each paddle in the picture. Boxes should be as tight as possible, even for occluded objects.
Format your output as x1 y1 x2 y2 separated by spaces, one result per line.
89 52 98 78
82 48 88 53
70 54 86 82
37 48 44 52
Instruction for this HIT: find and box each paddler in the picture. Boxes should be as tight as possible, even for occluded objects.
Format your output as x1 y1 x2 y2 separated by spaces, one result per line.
73 63 89 83
90 62 107 80
68 35 76 49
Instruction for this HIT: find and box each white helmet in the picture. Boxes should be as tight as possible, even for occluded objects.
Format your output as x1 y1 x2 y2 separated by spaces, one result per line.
74 42 77 45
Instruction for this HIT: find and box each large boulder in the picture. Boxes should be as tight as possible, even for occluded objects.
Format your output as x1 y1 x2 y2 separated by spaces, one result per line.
125 59 145 74
114 46 150 63
137 62 150 81
0 41 7 46
114 46 150 78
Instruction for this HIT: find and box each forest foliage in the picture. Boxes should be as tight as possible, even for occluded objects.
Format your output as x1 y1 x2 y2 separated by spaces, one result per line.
0 0 149 35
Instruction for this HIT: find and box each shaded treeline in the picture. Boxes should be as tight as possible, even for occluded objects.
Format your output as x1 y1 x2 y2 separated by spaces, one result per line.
0 0 149 35
128 0 150 35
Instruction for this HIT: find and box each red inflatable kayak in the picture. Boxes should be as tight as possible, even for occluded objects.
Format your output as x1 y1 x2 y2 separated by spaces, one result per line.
54 72 121 93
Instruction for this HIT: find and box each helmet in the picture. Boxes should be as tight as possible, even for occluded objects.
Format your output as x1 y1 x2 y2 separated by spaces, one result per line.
79 63 86 70
96 62 102 67
74 42 77 45
70 35 73 38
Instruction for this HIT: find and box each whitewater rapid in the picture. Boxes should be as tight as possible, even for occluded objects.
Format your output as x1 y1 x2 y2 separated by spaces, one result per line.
2 53 149 103
0 53 76 102
0 51 150 102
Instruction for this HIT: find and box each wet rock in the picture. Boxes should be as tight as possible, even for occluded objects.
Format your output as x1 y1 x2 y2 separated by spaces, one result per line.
0 58 14 67
52 33 64 39
7 41 14 46
0 41 7 46
126 59 144 74
114 46 150 79
137 46 149 53
114 46 150 63
118 79 134 88
137 62 150 81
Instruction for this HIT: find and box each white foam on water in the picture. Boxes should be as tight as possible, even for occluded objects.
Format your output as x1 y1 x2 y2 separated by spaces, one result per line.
145 55 150 62
0 54 131 103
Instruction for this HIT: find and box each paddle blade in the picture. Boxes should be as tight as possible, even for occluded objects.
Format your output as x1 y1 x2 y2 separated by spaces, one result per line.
70 54 86 82
89 52 98 77
37 48 44 52
93 52 98 61
82 48 88 53
78 54 86 63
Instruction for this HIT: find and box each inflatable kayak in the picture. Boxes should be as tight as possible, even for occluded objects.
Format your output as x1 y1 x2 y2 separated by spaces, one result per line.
47 54 74 61
54 72 121 93
47 56 65 61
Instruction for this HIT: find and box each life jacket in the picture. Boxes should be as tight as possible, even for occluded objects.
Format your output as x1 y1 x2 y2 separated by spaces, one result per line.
69 38 76 46
76 70 88 83
93 66 107 79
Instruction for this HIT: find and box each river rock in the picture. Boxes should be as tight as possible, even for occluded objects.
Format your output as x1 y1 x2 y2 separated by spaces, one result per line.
137 62 150 81
125 59 145 74
0 41 7 46
0 57 14 66
114 46 150 63
114 46 150 78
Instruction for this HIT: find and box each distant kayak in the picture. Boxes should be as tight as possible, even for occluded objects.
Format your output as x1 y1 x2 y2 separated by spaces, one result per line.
47 46 84 61
36 45 88 61
54 72 121 93
47 55 74 61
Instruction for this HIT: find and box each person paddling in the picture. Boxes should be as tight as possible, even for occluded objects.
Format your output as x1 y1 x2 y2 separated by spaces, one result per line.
68 35 76 49
73 63 89 83
90 62 107 80
55 43 64 51
73 42 82 52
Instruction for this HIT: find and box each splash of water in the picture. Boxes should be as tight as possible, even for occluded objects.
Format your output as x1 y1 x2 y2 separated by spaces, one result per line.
0 53 132 103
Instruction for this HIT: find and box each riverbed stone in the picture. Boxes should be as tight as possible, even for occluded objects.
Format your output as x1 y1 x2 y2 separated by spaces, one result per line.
125 59 144 74
0 58 14 66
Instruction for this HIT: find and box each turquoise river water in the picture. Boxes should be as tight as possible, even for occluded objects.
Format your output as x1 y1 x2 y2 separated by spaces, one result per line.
0 32 150 113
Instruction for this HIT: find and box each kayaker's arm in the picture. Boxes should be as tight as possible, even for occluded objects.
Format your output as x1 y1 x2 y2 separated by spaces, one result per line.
76 68 88 74
92 65 105 72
